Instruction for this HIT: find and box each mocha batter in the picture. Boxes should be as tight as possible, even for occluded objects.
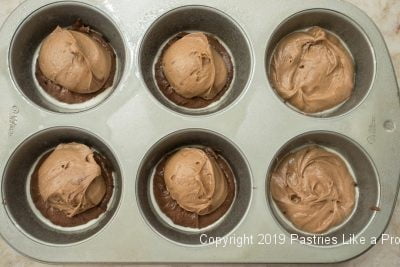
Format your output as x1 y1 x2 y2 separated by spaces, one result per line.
35 20 116 104
155 32 234 109
153 147 236 228
270 146 356 233
270 27 354 113
30 147 114 227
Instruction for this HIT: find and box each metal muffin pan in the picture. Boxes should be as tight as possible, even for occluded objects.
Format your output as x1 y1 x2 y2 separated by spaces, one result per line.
265 9 375 118
139 5 252 116
266 131 379 243
9 1 126 113
3 127 123 245
0 0 399 264
136 128 252 245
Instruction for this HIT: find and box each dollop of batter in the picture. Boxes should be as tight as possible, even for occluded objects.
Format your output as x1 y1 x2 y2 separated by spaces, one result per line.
270 146 356 233
270 27 355 113
162 32 228 100
38 26 112 94
164 147 228 215
38 143 106 217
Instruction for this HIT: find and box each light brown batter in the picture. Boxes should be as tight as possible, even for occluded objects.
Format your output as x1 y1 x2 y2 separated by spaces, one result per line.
270 27 354 113
38 26 112 94
270 146 356 233
38 143 106 217
162 32 228 100
164 147 228 215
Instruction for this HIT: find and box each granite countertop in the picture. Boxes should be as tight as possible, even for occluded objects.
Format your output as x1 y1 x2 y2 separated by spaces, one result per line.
0 0 399 266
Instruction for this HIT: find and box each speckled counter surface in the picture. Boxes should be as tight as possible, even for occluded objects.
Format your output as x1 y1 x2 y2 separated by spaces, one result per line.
0 0 399 266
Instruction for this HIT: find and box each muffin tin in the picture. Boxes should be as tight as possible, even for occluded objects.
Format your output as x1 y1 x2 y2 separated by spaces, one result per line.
0 0 399 264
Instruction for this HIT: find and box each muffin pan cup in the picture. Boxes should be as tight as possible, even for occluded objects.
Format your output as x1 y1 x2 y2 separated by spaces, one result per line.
9 1 127 113
0 0 399 264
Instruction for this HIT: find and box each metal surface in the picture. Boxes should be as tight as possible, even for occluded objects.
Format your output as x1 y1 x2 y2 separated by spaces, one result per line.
0 0 399 263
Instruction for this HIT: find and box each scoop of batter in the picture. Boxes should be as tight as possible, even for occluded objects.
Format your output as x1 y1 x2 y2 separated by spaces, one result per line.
270 146 356 233
270 27 354 113
163 147 228 215
162 32 228 100
38 143 106 217
38 26 112 94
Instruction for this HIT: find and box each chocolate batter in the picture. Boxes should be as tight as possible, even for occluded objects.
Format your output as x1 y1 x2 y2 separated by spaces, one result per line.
35 20 116 104
270 27 354 113
153 147 236 228
30 149 114 227
155 32 234 108
270 146 356 233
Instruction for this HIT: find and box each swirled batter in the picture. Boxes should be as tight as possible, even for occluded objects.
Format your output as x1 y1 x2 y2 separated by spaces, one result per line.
270 146 356 233
153 147 235 228
270 27 354 113
37 143 106 217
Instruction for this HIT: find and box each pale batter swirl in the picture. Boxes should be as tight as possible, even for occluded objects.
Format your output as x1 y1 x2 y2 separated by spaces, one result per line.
270 146 356 233
164 147 228 215
270 27 355 113
38 143 106 217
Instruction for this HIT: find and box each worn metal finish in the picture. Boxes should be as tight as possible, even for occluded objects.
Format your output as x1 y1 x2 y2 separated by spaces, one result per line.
0 0 399 263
